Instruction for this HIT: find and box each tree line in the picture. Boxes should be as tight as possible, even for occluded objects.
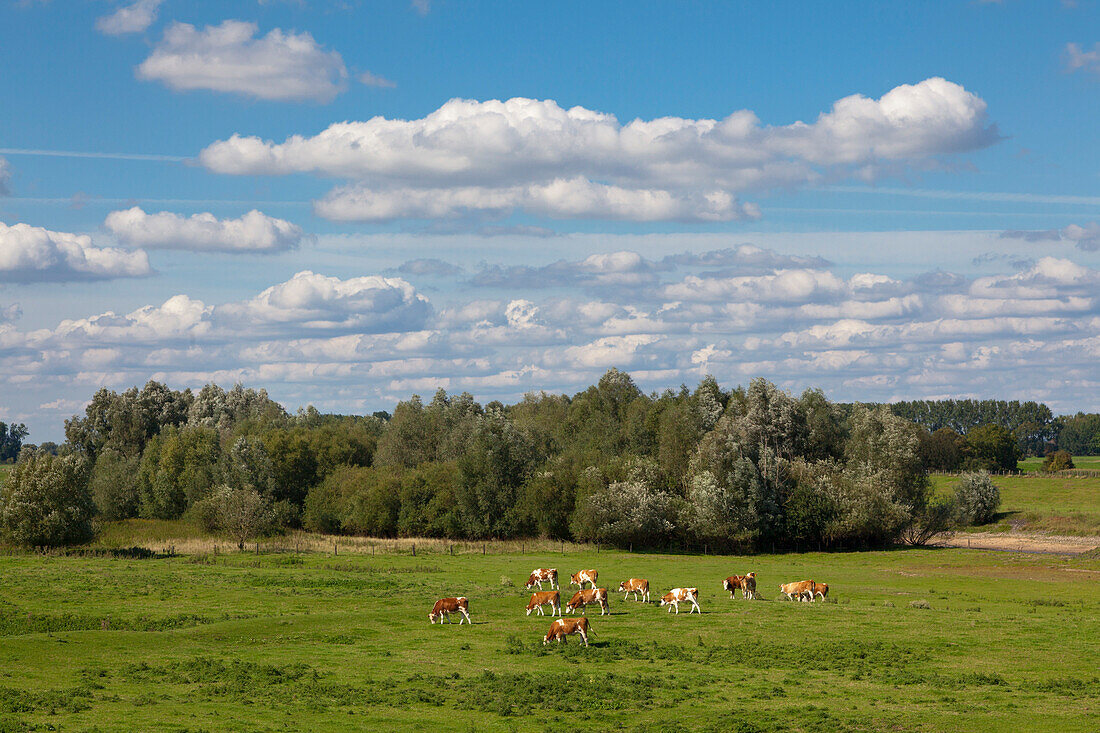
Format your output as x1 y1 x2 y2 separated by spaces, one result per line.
2 371 1048 550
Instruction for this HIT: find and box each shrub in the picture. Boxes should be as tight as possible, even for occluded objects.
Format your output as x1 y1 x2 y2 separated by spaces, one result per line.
1 450 96 547
953 472 1001 525
192 485 273 550
899 495 957 546
1041 450 1075 472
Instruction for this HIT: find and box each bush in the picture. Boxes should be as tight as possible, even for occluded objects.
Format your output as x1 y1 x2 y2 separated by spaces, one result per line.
1041 450 1075 472
953 472 1001 525
1 450 96 547
192 485 273 550
899 496 956 546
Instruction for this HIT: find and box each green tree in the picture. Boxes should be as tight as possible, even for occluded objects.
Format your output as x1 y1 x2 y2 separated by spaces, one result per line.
964 424 1019 472
1041 450 1075 472
918 427 966 472
89 449 142 520
194 485 272 550
138 426 222 519
0 421 29 463
1 450 95 547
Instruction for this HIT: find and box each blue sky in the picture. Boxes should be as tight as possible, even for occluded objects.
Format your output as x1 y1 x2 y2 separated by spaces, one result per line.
1 0 1098 441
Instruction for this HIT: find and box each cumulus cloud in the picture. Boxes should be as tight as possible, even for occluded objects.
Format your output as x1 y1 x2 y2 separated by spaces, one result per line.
201 78 998 222
661 244 831 271
220 270 432 334
137 20 348 102
1065 42 1100 75
0 221 152 282
95 0 161 35
103 207 307 253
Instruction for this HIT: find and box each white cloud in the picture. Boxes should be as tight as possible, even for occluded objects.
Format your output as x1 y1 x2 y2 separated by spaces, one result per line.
103 207 307 253
359 70 396 88
315 178 758 222
220 270 432 334
662 269 848 303
200 78 998 222
137 20 348 102
95 0 162 36
1065 42 1100 75
55 295 214 344
0 221 151 282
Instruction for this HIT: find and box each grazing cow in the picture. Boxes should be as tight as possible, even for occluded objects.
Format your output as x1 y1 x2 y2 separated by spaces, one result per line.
525 568 558 590
570 569 598 589
566 588 609 615
779 580 816 602
723 575 746 599
741 572 758 600
543 616 591 646
812 582 829 601
659 587 701 614
428 596 470 624
618 578 650 603
526 591 562 617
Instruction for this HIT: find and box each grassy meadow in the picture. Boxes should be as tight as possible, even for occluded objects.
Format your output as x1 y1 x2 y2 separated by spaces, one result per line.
2 544 1099 732
932 472 1100 535
1017 455 1100 473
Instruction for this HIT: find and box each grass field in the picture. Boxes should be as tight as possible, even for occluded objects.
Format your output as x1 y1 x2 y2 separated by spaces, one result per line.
1018 455 1100 473
2 545 1099 732
932 473 1100 535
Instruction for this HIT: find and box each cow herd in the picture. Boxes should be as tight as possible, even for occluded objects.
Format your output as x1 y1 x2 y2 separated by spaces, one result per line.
429 566 832 647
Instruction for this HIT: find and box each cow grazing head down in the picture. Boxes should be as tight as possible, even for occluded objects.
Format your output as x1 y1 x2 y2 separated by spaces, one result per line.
543 616 590 646
659 587 700 614
525 568 558 590
428 596 470 624
565 588 609 615
525 591 562 617
570 569 598 589
617 578 649 603
780 581 816 602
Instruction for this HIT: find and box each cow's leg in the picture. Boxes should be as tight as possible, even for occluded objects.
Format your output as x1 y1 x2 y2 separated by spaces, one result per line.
580 631 588 647
691 599 701 614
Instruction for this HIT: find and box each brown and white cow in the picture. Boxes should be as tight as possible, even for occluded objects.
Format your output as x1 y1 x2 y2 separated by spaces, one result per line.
566 587 609 615
526 590 562 617
525 568 558 590
659 587 700 614
723 575 746 599
428 596 470 624
543 616 591 646
780 580 816 602
570 569 598 589
812 582 829 601
618 578 650 603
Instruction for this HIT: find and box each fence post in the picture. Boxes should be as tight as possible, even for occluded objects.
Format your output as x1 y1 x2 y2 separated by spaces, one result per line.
413 543 416 557
334 542 338 556
483 543 486 556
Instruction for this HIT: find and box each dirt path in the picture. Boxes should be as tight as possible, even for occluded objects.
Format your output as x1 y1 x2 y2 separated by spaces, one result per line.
933 531 1100 555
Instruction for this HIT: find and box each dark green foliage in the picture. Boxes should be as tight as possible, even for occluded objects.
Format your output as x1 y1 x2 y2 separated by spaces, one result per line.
964 424 1019 472
89 450 142 520
0 422 28 463
137 426 222 519
919 427 967 472
1055 413 1100 455
887 398 1054 456
1041 450 1075 472
0 450 95 547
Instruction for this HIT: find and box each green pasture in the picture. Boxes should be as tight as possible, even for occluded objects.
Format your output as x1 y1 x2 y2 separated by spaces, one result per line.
1017 455 1100 473
2 546 1098 732
932 472 1100 535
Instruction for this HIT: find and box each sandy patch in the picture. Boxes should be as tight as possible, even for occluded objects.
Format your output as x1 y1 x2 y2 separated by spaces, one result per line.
933 531 1100 555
